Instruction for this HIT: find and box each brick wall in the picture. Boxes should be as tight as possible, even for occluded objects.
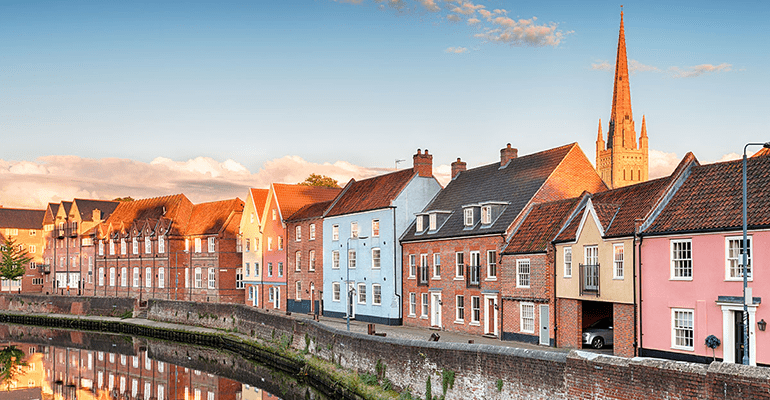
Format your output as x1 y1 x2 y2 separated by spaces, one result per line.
558 298 582 349
0 293 136 317
286 217 323 315
613 302 635 358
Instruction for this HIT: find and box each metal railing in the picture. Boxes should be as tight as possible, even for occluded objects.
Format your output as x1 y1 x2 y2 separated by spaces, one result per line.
466 265 480 288
580 263 600 296
418 266 429 287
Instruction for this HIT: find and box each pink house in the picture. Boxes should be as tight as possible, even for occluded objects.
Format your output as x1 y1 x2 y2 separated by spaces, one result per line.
639 155 770 366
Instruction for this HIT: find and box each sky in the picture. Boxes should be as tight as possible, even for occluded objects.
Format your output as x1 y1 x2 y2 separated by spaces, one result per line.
1 0 768 208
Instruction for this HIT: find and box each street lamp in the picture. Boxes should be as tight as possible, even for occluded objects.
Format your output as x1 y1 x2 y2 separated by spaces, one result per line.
346 235 367 332
741 141 770 365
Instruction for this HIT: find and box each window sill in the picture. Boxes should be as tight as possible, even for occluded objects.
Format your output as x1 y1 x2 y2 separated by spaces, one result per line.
432 277 441 280
725 278 753 282
408 276 416 280
671 345 694 352
420 316 428 320
454 320 464 325
486 277 497 281
669 277 693 281
469 322 480 326
564 275 572 279
516 285 530 289
408 313 416 318
454 277 464 281
613 277 624 280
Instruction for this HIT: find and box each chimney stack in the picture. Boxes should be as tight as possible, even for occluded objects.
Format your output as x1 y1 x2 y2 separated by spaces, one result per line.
413 149 433 178
500 143 518 166
92 209 102 223
451 158 466 179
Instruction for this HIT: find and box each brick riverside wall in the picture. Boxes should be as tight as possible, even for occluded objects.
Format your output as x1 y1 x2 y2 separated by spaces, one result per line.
558 298 582 349
0 293 136 317
613 302 635 357
146 299 770 400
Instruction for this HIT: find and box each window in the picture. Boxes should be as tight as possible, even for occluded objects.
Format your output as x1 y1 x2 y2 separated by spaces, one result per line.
255 237 260 251
420 254 429 282
348 250 356 269
455 252 464 278
372 220 379 237
295 251 301 271
98 267 104 286
429 213 437 231
421 293 429 318
464 208 474 226
278 236 283 250
29 230 36 236
132 237 139 255
471 296 480 324
244 262 249 276
295 226 301 241
236 268 243 289
278 262 283 276
158 267 165 288
520 303 535 333
109 239 115 255
120 267 127 287
250 212 255 223
358 283 367 304
295 281 302 300
120 239 126 255
309 250 316 271
585 245 598 265
373 284 381 305
416 217 423 232
433 253 440 278
268 237 273 251
29 245 36 253
409 293 416 316
564 247 572 277
208 237 215 252
613 243 624 279
145 237 152 254
81 237 93 246
469 251 480 284
195 268 202 288
109 267 115 286
409 254 416 277
194 238 202 253
332 282 340 301
146 267 152 288
726 236 752 280
248 286 254 299
372 248 381 269
309 224 316 240
245 238 250 252
207 268 216 288
517 259 530 287
255 261 260 277
132 267 139 287
481 205 492 224
456 295 465 322
99 241 105 256
671 240 692 279
350 222 359 238
672 309 694 350
487 250 497 279
332 225 339 241
185 238 189 252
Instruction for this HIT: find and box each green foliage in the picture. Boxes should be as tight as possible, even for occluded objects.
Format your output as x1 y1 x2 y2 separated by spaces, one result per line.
360 372 379 386
298 174 340 188
278 334 292 351
112 197 135 202
381 377 393 392
397 387 414 400
0 238 31 282
496 378 503 392
376 359 387 380
425 377 432 400
0 345 28 391
441 369 455 395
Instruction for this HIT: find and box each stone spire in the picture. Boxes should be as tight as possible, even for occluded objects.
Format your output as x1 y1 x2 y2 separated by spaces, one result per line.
640 115 648 149
608 8 636 149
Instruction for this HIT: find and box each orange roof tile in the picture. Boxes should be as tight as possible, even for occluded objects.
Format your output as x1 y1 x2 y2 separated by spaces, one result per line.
503 197 583 254
325 169 417 217
186 198 244 235
286 200 333 222
272 184 342 220
250 188 270 219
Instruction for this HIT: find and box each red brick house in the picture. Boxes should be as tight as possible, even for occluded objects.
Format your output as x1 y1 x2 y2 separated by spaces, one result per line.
400 143 606 338
285 200 333 315
0 207 46 293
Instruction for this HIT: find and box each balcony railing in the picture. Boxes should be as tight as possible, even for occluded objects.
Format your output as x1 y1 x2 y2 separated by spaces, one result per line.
55 222 78 239
466 265 480 288
417 266 429 287
580 263 600 296
40 264 51 274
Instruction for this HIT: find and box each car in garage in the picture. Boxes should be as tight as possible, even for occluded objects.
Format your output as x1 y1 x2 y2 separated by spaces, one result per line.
583 317 613 349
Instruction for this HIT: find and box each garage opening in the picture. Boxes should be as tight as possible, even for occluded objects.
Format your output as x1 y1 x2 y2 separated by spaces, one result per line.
582 301 613 349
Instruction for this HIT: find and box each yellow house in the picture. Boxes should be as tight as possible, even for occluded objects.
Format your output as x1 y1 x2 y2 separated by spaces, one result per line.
240 188 269 307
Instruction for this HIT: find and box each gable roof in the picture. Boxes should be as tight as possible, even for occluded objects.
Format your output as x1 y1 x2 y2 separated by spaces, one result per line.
402 143 599 242
71 199 120 222
0 207 45 230
287 200 333 222
186 198 244 235
502 196 583 255
644 155 770 234
43 203 60 225
101 194 193 237
271 184 342 221
325 169 417 217
249 188 270 221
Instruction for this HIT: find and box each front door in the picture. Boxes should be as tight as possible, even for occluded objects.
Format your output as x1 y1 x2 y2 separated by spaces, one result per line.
735 311 746 363
539 304 550 345
431 293 442 328
484 296 498 336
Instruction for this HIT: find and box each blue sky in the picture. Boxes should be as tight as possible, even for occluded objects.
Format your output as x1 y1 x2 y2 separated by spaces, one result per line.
1 0 768 207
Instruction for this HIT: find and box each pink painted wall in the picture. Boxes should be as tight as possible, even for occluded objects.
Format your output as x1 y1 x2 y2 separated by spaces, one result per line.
641 230 769 364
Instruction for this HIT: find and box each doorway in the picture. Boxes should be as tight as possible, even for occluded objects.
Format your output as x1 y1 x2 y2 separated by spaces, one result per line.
431 293 442 328
734 311 746 363
484 295 498 336
539 304 550 345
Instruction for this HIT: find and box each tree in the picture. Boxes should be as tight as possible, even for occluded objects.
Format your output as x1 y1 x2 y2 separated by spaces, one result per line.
112 196 135 202
298 174 339 188
0 345 27 391
0 238 31 285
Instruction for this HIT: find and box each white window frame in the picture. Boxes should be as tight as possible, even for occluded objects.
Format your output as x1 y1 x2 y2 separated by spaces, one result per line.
195 238 202 253
194 267 202 288
267 237 273 251
470 296 480 325
372 219 380 237
455 252 464 279
146 267 152 288
671 308 694 350
208 237 215 253
520 302 535 334
120 267 127 287
726 236 752 281
295 226 301 241
429 213 437 231
487 250 497 280
145 237 152 254
208 267 215 288
132 237 139 255
516 259 530 288
98 267 105 286
132 267 139 288
372 284 382 305
109 267 115 286
158 267 165 288
563 247 572 278
372 248 381 269
670 239 693 280
455 295 464 323
357 283 367 304
332 224 339 241
120 239 127 255
332 282 341 302
99 241 105 256
416 216 423 232
613 243 624 279
295 251 301 271
409 293 416 317
433 253 441 279
350 222 359 238
464 208 474 227
408 254 416 278
421 293 429 318
272 209 277 220
348 250 356 269
309 223 316 240
158 236 165 253
481 205 492 225
309 250 316 271
295 281 302 300
332 250 340 269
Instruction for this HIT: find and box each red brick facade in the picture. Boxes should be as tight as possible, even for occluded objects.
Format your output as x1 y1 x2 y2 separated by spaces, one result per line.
500 250 554 345
558 298 582 349
613 302 635 357
286 216 324 315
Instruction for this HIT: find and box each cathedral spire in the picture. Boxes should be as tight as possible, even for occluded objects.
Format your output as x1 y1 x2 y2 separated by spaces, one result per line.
609 7 635 149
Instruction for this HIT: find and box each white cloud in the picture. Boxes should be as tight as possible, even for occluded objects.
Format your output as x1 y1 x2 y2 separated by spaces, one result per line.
0 155 393 209
467 17 480 25
445 46 468 53
628 59 660 74
591 60 612 71
669 63 732 78
418 0 440 11
648 149 681 179
475 18 568 47
447 14 461 22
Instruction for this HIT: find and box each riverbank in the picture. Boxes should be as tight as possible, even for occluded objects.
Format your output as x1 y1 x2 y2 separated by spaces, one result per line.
2 294 769 400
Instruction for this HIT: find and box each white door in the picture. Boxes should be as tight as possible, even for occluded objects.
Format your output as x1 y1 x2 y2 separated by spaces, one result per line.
539 304 550 345
431 293 442 328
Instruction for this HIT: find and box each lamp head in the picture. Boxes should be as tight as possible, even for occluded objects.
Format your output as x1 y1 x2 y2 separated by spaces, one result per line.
764 142 770 149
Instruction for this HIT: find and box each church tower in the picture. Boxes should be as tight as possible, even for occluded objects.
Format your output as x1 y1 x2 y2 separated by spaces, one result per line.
596 9 649 189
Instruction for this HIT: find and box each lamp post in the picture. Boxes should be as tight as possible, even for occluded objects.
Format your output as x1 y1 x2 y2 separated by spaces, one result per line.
741 141 770 365
346 234 367 332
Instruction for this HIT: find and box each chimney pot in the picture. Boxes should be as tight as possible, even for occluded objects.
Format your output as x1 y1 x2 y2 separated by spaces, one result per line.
500 144 518 166
413 148 433 178
451 157 467 179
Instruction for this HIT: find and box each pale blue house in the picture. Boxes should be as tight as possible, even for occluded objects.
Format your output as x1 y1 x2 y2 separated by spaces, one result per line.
322 150 441 325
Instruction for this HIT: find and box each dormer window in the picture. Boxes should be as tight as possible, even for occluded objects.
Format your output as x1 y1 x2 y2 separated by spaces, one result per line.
464 208 474 227
429 213 437 231
416 217 423 232
481 206 492 225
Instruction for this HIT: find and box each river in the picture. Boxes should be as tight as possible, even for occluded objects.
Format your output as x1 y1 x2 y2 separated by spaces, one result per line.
0 323 329 400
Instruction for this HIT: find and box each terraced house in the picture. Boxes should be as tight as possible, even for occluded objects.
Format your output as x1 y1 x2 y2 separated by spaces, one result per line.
239 188 269 307
400 143 606 337
0 207 46 293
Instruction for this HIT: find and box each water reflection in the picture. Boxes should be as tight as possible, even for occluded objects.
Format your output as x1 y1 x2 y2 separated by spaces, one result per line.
0 324 325 400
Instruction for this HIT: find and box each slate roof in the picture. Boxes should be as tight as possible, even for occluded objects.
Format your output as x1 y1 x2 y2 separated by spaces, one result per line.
43 203 60 225
502 196 583 254
325 169 417 217
401 143 580 242
0 207 46 229
72 199 120 222
645 156 770 234
249 188 270 221
186 198 244 235
272 184 342 220
287 200 333 222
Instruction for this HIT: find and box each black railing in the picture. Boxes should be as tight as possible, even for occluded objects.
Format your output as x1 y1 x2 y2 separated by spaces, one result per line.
580 263 600 296
417 266 429 287
466 265 480 288
55 222 78 239
40 264 51 274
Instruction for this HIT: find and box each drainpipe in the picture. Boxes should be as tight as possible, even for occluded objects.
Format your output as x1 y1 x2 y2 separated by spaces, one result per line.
636 230 644 356
552 242 558 348
393 207 401 322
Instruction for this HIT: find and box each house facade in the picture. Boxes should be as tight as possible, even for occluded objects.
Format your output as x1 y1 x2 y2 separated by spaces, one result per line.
400 143 606 337
0 207 46 293
239 188 269 307
285 200 332 315
323 149 442 325
640 155 770 366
